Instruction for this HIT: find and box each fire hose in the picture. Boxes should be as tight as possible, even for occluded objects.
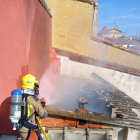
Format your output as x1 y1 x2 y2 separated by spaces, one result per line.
36 116 50 140
36 101 50 140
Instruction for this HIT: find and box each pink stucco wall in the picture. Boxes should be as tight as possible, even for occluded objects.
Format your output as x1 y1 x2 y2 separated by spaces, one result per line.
0 0 54 135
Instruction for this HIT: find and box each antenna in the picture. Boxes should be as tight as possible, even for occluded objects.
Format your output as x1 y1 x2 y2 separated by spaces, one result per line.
124 32 126 36
127 28 128 36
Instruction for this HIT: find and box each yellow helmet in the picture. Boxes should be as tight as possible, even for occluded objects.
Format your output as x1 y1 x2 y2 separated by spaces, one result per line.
21 74 39 90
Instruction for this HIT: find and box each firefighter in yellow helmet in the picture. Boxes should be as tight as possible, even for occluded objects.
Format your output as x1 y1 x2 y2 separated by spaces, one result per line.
18 74 48 140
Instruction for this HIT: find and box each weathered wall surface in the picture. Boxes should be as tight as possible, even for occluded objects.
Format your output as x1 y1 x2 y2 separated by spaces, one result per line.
41 115 109 129
45 0 94 52
23 0 52 80
0 0 52 135
127 128 140 140
41 115 108 140
109 127 125 140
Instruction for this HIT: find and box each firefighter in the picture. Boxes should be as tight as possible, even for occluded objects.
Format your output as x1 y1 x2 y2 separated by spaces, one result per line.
18 74 48 140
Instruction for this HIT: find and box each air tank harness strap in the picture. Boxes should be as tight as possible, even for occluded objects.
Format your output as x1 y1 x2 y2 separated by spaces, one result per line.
21 94 43 140
25 114 43 140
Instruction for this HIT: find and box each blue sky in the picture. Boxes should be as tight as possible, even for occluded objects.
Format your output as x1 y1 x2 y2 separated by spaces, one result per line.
97 0 140 36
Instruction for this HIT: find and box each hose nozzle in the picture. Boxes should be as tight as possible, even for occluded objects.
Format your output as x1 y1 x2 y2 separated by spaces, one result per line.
41 102 46 107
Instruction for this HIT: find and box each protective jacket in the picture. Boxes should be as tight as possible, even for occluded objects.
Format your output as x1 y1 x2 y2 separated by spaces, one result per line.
18 92 48 140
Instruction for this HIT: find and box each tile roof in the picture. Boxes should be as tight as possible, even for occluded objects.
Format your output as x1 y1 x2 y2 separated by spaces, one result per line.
105 37 140 45
98 27 108 36
38 0 53 17
46 74 140 129
130 45 140 51
45 107 140 129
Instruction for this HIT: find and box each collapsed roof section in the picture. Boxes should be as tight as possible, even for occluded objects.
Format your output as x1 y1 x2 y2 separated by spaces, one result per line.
46 74 140 129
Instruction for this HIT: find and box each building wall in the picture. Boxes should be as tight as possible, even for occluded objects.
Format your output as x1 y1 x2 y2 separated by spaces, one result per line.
104 30 123 38
45 0 95 51
40 115 127 140
41 114 108 140
0 0 53 135
127 128 140 140
109 127 126 140
45 131 107 140
58 37 140 71
41 115 109 129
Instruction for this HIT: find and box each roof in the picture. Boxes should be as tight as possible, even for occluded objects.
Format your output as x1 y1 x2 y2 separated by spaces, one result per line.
131 45 140 51
110 23 118 30
46 108 140 129
99 23 122 36
39 0 53 18
75 0 97 4
105 37 140 45
46 74 140 129
109 23 122 33
97 27 108 36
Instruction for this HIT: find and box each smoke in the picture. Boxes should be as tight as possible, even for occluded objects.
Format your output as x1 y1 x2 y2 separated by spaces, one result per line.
39 55 140 118
39 67 57 106
39 72 81 110
39 67 111 117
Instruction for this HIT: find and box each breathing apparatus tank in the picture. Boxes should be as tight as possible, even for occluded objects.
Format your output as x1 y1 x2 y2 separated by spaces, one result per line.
10 89 23 130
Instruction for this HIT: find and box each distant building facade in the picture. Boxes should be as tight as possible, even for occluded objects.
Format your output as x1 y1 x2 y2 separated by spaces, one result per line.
98 23 140 50
98 23 123 38
105 23 123 38
106 36 140 49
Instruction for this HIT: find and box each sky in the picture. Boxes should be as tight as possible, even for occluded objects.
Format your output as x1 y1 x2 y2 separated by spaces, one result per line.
97 0 140 36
